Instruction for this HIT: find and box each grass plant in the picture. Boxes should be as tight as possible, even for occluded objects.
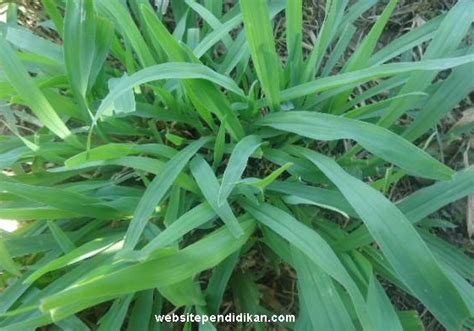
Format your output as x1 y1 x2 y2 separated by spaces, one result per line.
0 0 473 330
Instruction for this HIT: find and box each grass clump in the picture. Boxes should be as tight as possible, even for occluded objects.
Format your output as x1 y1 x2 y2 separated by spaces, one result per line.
0 0 473 330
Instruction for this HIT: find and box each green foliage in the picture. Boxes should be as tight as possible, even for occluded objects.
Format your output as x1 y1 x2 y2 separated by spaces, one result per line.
0 0 473 330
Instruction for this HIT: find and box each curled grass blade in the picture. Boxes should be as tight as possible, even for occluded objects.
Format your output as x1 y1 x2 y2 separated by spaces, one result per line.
95 62 244 120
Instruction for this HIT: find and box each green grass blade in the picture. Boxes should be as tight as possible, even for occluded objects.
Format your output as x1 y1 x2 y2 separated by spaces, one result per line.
0 253 57 314
185 0 232 48
268 180 356 218
421 231 474 281
193 14 241 58
105 75 136 117
25 237 119 284
140 5 246 141
64 0 113 99
0 239 21 276
56 156 198 194
367 273 403 331
55 316 89 331
4 25 63 64
301 0 347 83
159 278 204 307
321 23 356 77
249 162 293 190
377 0 474 128
218 30 248 75
47 221 76 254
141 202 216 256
190 155 244 237
97 295 133 331
0 208 79 222
96 0 155 67
285 0 303 68
0 176 121 219
291 247 356 331
399 166 474 223
230 272 264 329
344 92 427 120
212 118 226 170
65 143 176 167
403 58 474 141
0 1 471 329
330 0 399 113
243 202 374 330
345 0 399 71
126 290 154 330
65 144 135 167
43 0 64 37
397 311 425 331
336 75 407 114
298 148 471 330
339 0 377 33
259 111 454 180
340 167 474 251
0 38 79 147
278 55 474 103
40 219 256 320
95 62 244 120
218 135 262 206
140 5 190 62
240 0 281 110
204 0 222 18
369 15 443 66
163 185 181 227
124 137 210 250
206 251 240 315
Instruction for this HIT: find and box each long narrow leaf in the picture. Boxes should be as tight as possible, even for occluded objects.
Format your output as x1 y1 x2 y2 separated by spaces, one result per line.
124 138 210 249
298 147 471 330
241 0 281 110
259 111 454 180
218 135 262 205
0 38 79 147
41 219 256 320
190 156 244 237
243 202 374 330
